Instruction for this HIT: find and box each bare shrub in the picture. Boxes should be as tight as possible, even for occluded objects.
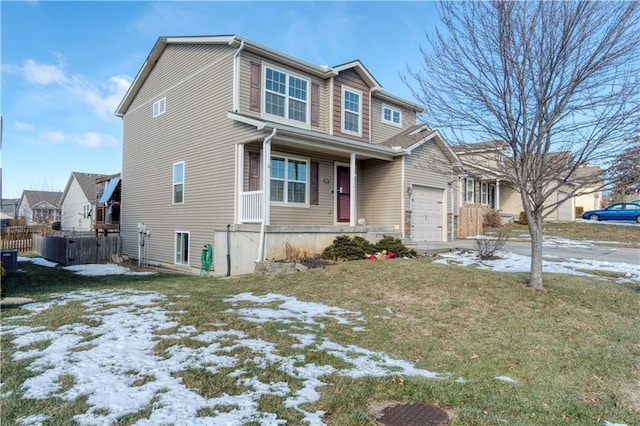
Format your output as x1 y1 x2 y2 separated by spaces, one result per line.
284 242 316 262
483 209 503 229
476 228 511 260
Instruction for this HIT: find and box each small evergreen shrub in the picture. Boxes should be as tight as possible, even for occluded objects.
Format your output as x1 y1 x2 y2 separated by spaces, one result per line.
321 236 374 261
518 211 527 225
373 236 417 258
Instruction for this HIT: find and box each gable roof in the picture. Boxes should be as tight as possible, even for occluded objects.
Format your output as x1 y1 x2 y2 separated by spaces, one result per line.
378 124 461 165
116 34 424 116
20 190 63 209
61 172 110 204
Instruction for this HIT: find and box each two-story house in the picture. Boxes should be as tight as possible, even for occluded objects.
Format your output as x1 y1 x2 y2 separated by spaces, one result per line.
116 35 462 275
60 172 109 232
455 141 602 222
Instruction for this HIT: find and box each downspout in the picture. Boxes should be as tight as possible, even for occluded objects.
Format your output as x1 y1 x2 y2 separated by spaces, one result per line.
257 128 277 262
449 176 454 241
232 40 245 113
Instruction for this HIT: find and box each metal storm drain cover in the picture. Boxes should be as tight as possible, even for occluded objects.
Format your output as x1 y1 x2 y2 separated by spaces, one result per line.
375 402 450 426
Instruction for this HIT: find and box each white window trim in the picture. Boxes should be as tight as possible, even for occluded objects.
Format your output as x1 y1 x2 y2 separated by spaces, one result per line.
173 161 185 204
153 97 166 118
174 230 190 266
341 85 362 137
480 182 488 205
261 62 311 129
382 103 402 127
270 151 310 208
465 177 475 203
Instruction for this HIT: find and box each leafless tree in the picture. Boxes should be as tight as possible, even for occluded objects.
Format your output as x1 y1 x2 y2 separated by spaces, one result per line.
607 128 640 201
403 1 640 289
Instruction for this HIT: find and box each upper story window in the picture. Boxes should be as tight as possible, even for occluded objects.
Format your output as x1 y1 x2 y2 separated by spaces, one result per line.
153 97 166 117
382 104 402 127
342 86 362 136
263 65 309 125
173 161 184 204
270 154 308 205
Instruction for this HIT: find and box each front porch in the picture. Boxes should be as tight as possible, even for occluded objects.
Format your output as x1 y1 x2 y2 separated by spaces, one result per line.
212 224 399 276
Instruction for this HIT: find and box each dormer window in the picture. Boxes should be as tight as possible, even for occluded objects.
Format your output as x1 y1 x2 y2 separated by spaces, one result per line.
342 86 362 136
382 104 402 127
263 65 309 125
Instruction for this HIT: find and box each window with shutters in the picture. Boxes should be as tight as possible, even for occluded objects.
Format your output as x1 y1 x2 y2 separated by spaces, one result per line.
261 63 310 127
270 153 309 206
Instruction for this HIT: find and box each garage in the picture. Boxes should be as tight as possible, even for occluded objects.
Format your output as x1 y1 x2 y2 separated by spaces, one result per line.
411 185 444 241
557 191 574 221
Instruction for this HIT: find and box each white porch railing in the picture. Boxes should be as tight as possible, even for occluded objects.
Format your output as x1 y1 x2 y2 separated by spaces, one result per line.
239 190 263 223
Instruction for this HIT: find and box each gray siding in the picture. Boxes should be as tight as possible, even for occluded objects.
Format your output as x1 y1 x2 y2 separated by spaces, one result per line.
370 97 417 144
404 141 457 215
358 158 403 227
121 43 263 269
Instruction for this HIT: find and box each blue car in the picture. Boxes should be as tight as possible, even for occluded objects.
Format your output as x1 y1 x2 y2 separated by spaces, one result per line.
582 202 640 223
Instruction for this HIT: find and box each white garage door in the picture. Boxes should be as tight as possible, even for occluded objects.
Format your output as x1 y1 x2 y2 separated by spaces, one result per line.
557 191 573 221
411 185 444 241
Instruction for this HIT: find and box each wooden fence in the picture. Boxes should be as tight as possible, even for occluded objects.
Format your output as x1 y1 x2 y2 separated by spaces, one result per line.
33 234 122 265
457 204 491 238
1 225 59 251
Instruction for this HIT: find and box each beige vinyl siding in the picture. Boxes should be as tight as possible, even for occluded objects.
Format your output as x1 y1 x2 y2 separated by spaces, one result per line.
370 97 417 144
121 43 264 269
358 158 403 227
333 69 370 143
265 145 346 225
405 142 456 215
238 52 328 132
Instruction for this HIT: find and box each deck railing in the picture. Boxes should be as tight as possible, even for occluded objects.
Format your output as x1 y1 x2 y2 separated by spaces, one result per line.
240 190 263 223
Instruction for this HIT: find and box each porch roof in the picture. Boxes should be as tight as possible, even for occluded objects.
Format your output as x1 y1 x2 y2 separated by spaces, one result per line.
227 112 404 161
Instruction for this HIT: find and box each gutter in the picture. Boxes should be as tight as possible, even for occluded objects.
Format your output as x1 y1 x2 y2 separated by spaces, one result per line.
232 40 245 112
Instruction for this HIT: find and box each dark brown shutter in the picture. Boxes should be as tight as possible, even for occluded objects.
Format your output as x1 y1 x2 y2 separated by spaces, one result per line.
249 152 260 191
310 161 319 205
250 61 261 112
311 82 319 127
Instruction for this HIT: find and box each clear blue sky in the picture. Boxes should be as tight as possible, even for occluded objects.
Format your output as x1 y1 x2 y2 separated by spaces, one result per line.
0 1 438 199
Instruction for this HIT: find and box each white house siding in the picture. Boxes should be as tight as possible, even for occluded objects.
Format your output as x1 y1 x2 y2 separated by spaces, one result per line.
369 97 416 144
61 179 92 231
404 142 455 241
358 158 403 230
121 43 260 271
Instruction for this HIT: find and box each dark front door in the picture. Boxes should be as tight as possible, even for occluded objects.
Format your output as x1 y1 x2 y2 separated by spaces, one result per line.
336 166 350 223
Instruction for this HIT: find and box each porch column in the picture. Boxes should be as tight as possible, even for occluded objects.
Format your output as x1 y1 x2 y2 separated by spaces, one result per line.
496 179 501 210
236 143 244 223
350 152 356 226
263 138 272 226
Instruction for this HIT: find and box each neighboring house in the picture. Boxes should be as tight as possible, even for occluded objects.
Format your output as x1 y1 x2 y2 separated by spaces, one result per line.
454 141 602 221
17 190 62 225
116 35 462 275
94 174 122 235
1 198 19 219
60 172 110 232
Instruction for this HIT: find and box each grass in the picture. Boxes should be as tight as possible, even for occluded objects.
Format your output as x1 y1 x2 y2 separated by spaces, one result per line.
502 221 640 246
1 235 639 425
